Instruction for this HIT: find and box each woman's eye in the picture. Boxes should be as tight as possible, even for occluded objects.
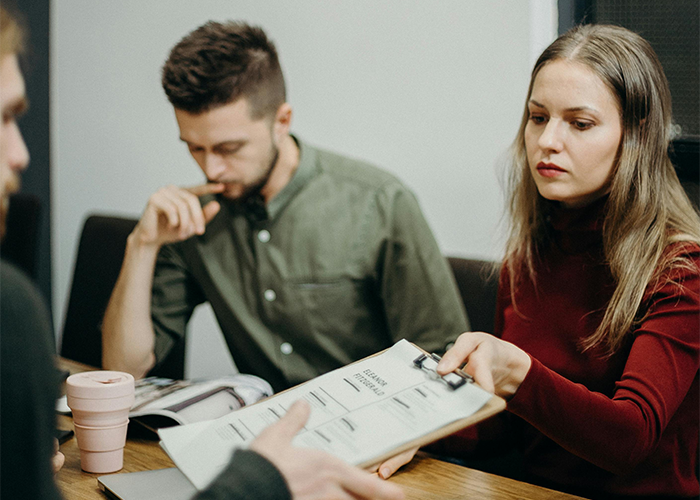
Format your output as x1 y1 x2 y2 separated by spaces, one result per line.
529 114 546 125
572 120 594 130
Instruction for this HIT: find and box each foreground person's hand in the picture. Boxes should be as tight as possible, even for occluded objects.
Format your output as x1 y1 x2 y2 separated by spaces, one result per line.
51 438 65 474
251 400 405 500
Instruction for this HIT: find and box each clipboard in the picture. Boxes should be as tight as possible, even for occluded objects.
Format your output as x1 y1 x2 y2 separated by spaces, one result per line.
159 339 506 490
238 341 506 469
355 342 505 468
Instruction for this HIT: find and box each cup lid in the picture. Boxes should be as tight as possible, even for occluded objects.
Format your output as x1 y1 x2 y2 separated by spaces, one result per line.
66 371 135 399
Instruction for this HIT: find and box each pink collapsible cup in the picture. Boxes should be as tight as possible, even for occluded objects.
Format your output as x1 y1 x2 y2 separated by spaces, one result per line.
73 421 130 473
66 371 135 473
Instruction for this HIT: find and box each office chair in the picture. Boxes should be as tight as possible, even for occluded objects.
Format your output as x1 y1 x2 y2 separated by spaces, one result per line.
0 192 42 280
60 214 186 379
446 257 500 334
442 257 527 480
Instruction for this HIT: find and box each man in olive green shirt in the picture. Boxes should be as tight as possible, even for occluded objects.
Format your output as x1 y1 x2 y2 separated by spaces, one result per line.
102 20 468 392
5 7 405 496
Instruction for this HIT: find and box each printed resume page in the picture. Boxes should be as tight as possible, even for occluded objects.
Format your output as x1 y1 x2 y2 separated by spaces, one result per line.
160 339 493 490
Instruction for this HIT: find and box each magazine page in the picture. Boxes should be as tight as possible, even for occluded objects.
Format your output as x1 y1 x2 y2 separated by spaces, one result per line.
130 374 273 428
159 339 497 491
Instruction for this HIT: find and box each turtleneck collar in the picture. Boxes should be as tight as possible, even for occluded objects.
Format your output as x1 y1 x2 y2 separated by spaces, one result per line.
546 195 609 232
544 195 609 255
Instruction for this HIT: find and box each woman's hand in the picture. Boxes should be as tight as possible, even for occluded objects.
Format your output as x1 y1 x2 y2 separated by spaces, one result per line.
367 332 532 479
368 447 419 480
437 332 532 399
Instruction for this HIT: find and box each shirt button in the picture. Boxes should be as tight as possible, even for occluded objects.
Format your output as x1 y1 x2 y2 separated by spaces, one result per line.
258 230 270 243
264 289 276 302
280 342 293 355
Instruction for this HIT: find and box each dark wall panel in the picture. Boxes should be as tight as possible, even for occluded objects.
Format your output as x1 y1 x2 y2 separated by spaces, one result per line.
594 0 699 138
559 0 700 138
8 0 52 311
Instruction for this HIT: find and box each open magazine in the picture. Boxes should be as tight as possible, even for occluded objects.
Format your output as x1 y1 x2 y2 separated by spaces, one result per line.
57 374 273 432
128 375 273 431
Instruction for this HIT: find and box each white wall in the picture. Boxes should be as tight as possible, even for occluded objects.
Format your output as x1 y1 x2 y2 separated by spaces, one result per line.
52 0 556 378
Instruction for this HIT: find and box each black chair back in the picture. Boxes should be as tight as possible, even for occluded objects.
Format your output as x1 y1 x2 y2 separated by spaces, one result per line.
60 214 186 379
447 257 500 334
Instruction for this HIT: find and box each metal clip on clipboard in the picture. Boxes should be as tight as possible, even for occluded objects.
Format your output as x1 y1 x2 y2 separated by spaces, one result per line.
413 353 473 390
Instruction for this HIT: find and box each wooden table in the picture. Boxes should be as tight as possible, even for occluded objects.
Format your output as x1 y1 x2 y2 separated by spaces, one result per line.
56 359 586 500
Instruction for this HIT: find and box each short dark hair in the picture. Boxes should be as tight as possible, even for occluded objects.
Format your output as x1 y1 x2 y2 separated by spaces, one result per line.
161 21 286 118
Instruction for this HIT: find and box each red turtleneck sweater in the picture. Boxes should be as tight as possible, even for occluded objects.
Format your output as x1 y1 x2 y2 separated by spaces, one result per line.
434 198 699 498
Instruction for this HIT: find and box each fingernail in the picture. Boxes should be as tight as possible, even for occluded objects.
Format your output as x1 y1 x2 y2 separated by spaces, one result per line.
379 467 390 479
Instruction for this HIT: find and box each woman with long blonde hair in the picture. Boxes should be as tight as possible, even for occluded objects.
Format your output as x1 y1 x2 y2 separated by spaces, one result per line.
384 24 700 499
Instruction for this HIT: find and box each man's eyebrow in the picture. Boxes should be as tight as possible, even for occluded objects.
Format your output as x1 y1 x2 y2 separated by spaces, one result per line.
178 138 247 148
213 140 246 149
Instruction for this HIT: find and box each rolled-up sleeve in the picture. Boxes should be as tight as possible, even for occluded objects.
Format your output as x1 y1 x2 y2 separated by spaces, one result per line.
151 242 206 366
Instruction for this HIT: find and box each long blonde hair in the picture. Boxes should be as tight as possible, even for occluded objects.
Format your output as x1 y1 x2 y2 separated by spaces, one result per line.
505 24 700 354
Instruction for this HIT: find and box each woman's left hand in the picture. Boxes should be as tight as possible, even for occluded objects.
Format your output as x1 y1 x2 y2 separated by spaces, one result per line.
437 332 532 399
368 447 419 480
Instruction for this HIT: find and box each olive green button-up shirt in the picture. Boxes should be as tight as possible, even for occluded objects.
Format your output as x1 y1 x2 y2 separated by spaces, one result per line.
151 137 468 391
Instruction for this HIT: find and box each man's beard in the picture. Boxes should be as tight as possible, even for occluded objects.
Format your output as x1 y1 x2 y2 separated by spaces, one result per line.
240 146 279 200
221 145 279 223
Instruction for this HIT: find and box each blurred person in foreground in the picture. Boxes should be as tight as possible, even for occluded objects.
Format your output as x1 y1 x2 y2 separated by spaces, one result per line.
0 7 402 500
0 6 63 499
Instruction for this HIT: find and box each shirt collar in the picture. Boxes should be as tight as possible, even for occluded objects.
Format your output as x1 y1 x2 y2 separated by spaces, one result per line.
265 135 317 221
